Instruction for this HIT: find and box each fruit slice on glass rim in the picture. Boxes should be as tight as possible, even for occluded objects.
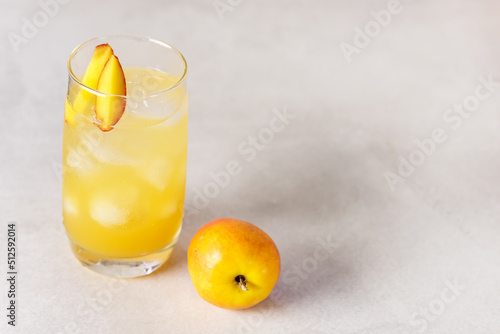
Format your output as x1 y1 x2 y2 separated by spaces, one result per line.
65 43 114 124
94 55 127 132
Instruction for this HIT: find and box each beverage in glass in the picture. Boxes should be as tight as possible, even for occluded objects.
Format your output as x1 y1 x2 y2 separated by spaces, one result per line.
62 35 188 278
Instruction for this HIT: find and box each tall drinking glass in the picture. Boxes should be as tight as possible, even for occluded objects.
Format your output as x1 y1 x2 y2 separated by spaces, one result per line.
62 35 188 278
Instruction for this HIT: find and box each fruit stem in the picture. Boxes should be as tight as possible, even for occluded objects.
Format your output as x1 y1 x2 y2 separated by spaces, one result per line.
235 275 248 291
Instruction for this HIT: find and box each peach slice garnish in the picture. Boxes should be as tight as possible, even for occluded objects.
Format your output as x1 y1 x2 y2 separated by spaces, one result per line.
65 44 114 125
94 55 127 132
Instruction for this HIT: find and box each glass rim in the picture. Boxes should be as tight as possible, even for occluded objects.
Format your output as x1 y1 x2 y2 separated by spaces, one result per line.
67 34 188 98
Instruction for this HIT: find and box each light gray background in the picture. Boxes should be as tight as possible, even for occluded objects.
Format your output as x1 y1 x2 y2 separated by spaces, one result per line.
1 0 500 333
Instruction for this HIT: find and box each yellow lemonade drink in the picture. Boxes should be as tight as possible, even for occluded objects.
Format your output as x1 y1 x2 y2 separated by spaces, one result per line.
62 36 188 278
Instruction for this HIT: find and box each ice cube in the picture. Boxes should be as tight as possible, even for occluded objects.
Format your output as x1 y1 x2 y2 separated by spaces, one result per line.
76 127 139 166
141 159 173 191
63 197 79 216
159 202 178 220
158 102 187 128
91 141 138 166
89 186 140 227
66 149 81 169
90 200 127 227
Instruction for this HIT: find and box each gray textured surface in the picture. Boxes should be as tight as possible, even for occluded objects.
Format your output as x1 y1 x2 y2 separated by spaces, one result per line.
1 0 500 333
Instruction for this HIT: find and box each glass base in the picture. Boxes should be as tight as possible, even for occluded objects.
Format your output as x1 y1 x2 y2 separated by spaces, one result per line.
69 240 175 278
